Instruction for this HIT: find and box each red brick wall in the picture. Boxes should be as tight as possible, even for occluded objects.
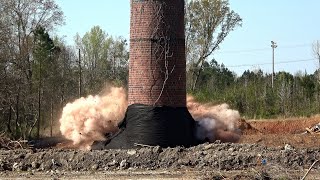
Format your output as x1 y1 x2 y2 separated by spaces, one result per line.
129 0 186 107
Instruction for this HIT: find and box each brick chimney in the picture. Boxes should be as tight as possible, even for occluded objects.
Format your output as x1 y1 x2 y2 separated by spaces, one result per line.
129 0 186 107
105 0 196 149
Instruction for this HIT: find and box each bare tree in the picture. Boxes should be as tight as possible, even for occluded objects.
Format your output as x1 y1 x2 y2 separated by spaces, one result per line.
313 40 320 83
75 27 129 95
0 0 64 84
186 0 242 90
0 0 64 138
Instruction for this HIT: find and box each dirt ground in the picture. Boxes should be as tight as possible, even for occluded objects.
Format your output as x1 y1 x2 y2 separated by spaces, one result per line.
0 117 320 179
239 116 320 148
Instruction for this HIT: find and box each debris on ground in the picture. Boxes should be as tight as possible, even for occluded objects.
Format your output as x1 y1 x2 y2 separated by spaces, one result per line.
305 123 320 134
0 143 319 179
1 117 320 179
284 143 294 151
237 119 261 135
0 133 29 150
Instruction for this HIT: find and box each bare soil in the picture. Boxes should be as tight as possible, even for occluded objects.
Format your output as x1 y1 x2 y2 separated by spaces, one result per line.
240 116 320 148
0 117 320 179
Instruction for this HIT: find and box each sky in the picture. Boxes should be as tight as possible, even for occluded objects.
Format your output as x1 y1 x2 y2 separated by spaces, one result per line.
55 0 320 76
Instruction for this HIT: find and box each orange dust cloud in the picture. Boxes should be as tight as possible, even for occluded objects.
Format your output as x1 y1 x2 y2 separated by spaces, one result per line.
59 87 127 149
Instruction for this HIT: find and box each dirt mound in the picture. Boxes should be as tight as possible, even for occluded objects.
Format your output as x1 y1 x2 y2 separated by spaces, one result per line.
1 117 320 179
237 119 261 135
237 116 320 148
239 134 320 148
248 117 320 134
0 143 319 179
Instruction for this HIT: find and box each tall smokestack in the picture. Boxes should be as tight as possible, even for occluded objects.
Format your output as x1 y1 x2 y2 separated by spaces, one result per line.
128 0 186 107
106 0 196 149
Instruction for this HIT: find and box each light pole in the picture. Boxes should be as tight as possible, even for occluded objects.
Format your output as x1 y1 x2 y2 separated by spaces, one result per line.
271 41 277 88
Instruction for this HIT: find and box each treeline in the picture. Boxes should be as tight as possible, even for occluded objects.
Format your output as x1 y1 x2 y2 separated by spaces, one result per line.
1 0 319 140
0 0 128 139
189 59 320 119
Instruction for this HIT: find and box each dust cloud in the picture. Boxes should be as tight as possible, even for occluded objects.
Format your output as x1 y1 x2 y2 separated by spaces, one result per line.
59 89 240 149
187 96 241 143
59 87 127 149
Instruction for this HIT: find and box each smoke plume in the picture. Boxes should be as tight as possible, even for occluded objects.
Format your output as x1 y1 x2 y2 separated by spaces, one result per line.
59 88 240 149
187 96 241 143
59 87 127 149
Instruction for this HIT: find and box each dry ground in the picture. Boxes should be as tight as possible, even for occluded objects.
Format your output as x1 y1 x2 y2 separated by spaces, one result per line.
239 116 320 148
0 116 320 179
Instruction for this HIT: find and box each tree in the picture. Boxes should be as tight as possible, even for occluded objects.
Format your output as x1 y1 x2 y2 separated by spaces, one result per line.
0 0 64 138
313 41 320 83
76 26 110 94
276 72 293 116
0 0 64 86
75 26 129 94
52 37 79 105
196 59 235 92
32 26 55 138
186 0 242 90
109 37 129 85
300 74 316 108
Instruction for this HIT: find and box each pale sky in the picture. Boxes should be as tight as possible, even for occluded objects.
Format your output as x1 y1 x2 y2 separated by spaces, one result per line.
55 0 320 76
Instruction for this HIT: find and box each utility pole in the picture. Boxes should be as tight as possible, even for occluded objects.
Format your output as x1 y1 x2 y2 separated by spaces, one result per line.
271 41 277 88
78 49 82 98
37 55 42 139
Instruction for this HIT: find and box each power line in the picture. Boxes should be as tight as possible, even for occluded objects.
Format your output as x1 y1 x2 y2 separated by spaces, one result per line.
217 43 311 54
218 48 269 54
226 58 316 68
279 43 311 49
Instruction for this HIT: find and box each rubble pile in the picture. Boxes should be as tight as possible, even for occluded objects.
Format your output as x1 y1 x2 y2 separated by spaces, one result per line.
0 134 29 150
305 123 320 134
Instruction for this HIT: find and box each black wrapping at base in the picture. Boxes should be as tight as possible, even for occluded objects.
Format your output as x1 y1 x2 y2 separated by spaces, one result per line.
104 104 198 149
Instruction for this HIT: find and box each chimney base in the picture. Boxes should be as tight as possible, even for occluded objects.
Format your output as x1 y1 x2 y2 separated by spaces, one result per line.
104 104 198 149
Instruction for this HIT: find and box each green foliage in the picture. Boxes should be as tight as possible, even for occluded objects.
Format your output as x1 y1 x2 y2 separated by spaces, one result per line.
1 0 319 140
32 26 55 84
186 0 242 90
75 26 129 95
189 60 320 119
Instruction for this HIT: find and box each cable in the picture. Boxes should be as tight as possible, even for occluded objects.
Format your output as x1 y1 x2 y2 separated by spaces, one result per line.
199 58 317 69
216 43 312 54
226 58 316 68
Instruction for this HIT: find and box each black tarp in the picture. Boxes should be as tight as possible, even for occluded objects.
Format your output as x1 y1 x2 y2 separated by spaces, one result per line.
105 104 198 149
